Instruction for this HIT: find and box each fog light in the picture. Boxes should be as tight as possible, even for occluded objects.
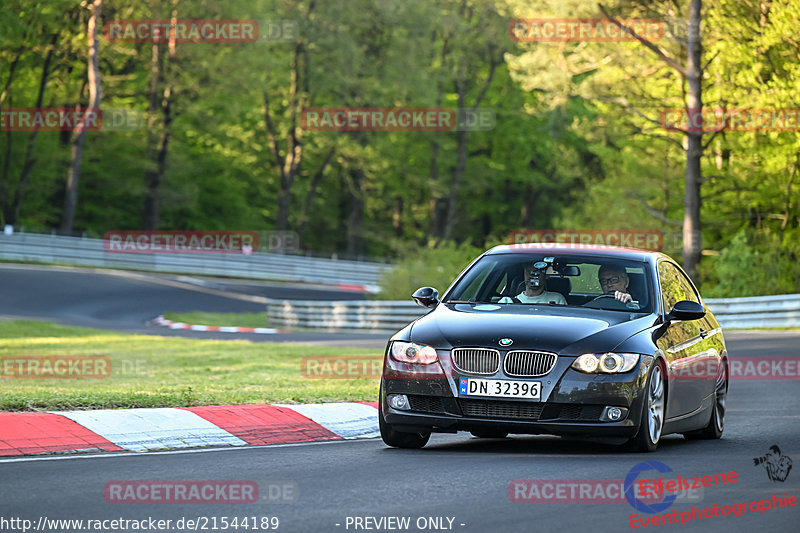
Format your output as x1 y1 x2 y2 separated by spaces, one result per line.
601 406 628 421
388 394 410 411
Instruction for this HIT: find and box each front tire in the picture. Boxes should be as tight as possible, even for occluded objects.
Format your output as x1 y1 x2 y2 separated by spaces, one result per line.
379 386 430 449
629 360 665 452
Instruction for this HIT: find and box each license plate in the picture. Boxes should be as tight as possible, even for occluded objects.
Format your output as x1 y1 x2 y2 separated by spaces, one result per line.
459 378 540 399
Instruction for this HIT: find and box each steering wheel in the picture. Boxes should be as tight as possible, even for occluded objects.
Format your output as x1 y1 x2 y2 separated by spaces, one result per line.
584 293 640 310
494 294 521 303
583 293 627 309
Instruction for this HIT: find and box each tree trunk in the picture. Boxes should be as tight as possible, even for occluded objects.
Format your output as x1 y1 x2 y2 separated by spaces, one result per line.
428 133 447 240
428 33 449 243
0 51 21 106
599 2 706 281
521 183 533 226
443 87 469 240
143 96 172 229
1 51 22 224
441 48 500 241
61 0 102 235
345 169 365 257
336 169 348 251
683 0 703 281
296 146 335 235
393 195 404 237
11 34 57 225
143 4 177 230
267 36 306 232
142 39 162 230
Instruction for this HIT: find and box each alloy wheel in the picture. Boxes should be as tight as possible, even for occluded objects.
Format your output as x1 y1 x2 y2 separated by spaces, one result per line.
647 364 665 444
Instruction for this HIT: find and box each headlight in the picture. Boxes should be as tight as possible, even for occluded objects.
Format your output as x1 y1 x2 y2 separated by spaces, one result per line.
571 353 639 374
390 341 439 364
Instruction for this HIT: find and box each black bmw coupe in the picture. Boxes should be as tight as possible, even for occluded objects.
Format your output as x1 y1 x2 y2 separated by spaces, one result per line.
379 243 729 452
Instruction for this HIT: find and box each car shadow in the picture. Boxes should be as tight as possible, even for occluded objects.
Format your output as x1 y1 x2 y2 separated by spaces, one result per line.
416 434 693 455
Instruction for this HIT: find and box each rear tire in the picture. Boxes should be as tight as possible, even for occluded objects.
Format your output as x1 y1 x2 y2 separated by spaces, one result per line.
379 385 430 449
684 361 727 440
470 431 509 439
629 360 665 453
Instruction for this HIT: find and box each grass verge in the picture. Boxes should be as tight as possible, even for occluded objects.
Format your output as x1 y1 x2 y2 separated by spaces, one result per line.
0 321 382 411
162 311 269 329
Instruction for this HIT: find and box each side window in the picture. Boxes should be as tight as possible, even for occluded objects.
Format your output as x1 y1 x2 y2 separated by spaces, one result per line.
658 262 690 312
675 268 700 304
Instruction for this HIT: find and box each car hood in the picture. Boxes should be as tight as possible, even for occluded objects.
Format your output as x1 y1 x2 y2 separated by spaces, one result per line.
408 303 656 356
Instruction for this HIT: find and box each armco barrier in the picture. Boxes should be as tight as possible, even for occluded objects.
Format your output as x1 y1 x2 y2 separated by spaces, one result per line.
3 231 797 331
0 232 387 287
705 294 800 329
266 299 426 334
266 294 800 333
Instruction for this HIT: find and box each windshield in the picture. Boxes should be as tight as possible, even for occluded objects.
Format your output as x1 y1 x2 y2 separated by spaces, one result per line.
446 253 653 314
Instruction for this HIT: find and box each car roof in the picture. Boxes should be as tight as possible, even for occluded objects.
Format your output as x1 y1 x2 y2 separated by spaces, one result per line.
486 243 668 263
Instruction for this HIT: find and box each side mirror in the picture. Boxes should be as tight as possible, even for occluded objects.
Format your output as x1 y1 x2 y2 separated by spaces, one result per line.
412 287 439 308
667 300 706 321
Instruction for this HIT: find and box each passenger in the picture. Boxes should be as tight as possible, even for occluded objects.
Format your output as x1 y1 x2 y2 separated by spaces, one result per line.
598 264 633 303
499 263 566 304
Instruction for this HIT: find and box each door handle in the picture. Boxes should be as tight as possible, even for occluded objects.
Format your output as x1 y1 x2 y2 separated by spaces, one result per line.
699 329 708 339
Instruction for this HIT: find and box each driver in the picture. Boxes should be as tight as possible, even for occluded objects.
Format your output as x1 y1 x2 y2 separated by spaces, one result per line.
598 264 633 303
499 263 566 304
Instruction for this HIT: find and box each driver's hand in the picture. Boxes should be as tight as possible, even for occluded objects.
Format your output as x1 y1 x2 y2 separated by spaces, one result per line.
614 291 632 303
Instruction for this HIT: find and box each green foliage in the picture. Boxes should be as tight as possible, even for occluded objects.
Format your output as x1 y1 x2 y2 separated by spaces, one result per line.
377 241 484 300
704 230 800 297
1 0 799 296
0 321 380 411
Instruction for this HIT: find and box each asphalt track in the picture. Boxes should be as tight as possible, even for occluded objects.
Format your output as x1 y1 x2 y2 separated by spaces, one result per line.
1 334 799 533
0 264 387 345
1 263 798 532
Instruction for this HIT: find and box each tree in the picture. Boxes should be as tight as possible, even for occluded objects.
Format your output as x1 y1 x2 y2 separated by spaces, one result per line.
61 0 102 235
597 0 705 280
142 0 178 230
428 0 508 242
10 31 58 226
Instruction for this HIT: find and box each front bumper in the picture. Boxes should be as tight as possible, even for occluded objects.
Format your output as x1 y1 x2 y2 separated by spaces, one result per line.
381 354 653 439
